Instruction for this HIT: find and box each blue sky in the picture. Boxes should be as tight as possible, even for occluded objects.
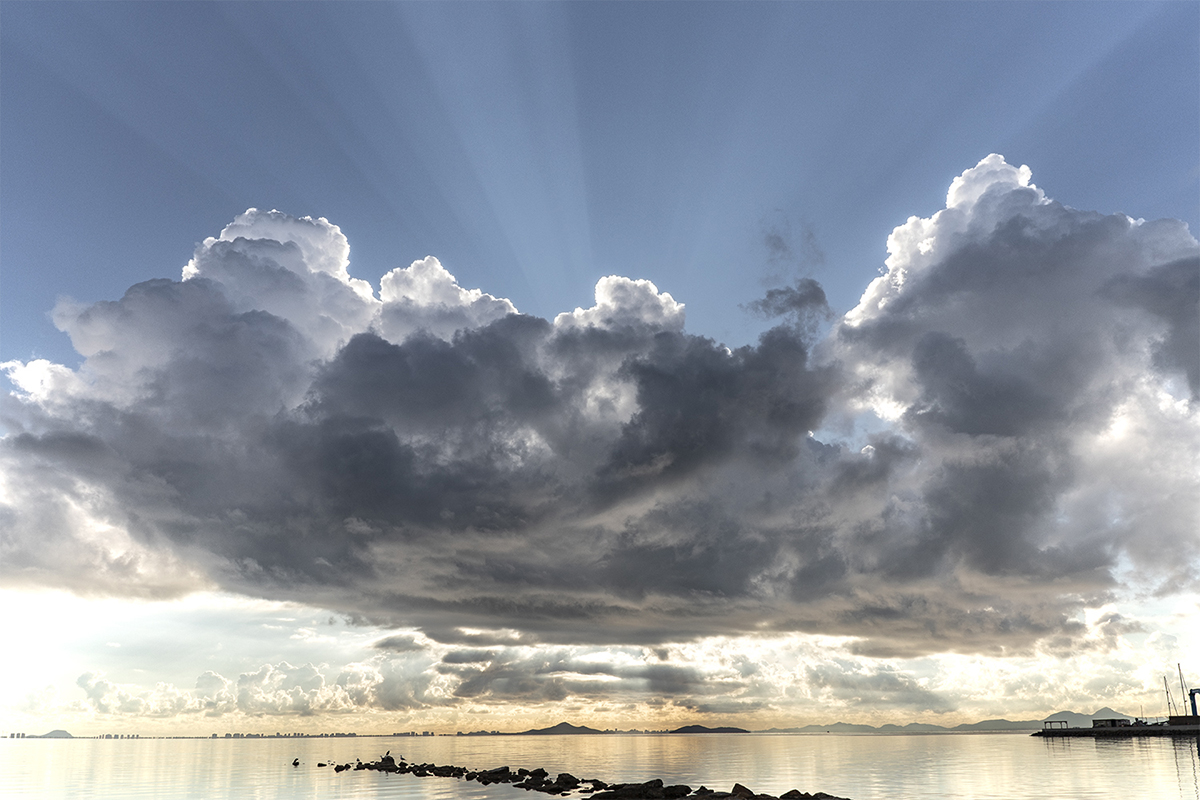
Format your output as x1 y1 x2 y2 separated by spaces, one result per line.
3 2 1195 366
0 2 1197 736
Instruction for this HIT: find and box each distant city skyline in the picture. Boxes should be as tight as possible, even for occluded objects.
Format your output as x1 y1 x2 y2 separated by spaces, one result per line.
1 2 1197 737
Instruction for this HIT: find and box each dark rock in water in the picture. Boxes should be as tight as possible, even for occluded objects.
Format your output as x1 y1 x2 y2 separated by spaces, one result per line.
317 763 327 768
519 771 586 795
333 752 851 800
475 765 517 785
591 778 667 798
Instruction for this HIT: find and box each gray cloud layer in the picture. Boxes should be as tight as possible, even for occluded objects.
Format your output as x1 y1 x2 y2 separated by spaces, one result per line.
3 158 1197 659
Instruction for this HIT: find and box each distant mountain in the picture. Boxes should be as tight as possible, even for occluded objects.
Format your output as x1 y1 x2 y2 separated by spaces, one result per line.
952 719 1041 731
39 730 73 739
520 722 605 735
762 722 885 733
507 714 1086 738
760 718 1041 734
670 725 748 734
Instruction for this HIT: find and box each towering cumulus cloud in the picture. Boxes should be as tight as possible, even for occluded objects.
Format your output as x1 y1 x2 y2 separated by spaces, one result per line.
3 158 1197 672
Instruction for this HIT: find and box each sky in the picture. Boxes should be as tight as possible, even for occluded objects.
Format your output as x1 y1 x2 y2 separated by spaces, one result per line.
0 1 1197 737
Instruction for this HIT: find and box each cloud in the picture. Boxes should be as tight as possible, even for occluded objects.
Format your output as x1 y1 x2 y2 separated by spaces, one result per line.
378 256 518 343
554 276 685 333
804 661 955 713
2 156 1196 666
55 636 972 723
829 155 1199 625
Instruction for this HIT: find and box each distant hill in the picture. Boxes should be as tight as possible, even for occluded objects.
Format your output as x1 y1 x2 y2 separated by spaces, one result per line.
951 719 1043 731
760 718 1042 734
40 730 73 738
760 709 1138 735
520 722 605 735
670 725 748 734
497 712 1131 738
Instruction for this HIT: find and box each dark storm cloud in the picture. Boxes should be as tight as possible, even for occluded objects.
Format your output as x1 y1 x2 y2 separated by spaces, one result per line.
1102 255 1200 399
2 158 1197 664
744 278 834 337
430 646 712 704
595 327 837 498
373 635 426 653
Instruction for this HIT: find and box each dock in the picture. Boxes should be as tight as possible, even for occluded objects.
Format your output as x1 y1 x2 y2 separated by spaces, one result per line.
1034 716 1200 738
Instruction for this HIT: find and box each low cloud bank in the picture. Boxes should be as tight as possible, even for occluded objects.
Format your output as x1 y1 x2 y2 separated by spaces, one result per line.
2 156 1197 664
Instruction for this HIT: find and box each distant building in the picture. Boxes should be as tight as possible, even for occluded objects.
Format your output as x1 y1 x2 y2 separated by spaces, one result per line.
1092 718 1131 728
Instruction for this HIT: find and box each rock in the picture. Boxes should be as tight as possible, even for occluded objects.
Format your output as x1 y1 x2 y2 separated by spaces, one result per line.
329 753 851 800
476 766 516 785
592 778 666 799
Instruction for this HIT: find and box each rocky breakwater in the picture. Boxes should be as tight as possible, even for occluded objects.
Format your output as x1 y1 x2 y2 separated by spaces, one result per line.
335 754 850 800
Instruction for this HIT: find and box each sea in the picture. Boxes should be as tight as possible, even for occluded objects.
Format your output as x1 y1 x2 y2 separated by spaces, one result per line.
2 731 1197 800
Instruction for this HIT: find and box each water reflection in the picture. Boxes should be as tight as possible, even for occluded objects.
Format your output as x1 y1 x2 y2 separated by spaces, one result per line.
1 733 1198 800
1172 736 1200 800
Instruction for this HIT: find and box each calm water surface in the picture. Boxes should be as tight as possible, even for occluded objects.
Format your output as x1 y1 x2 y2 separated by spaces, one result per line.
2 732 1197 800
